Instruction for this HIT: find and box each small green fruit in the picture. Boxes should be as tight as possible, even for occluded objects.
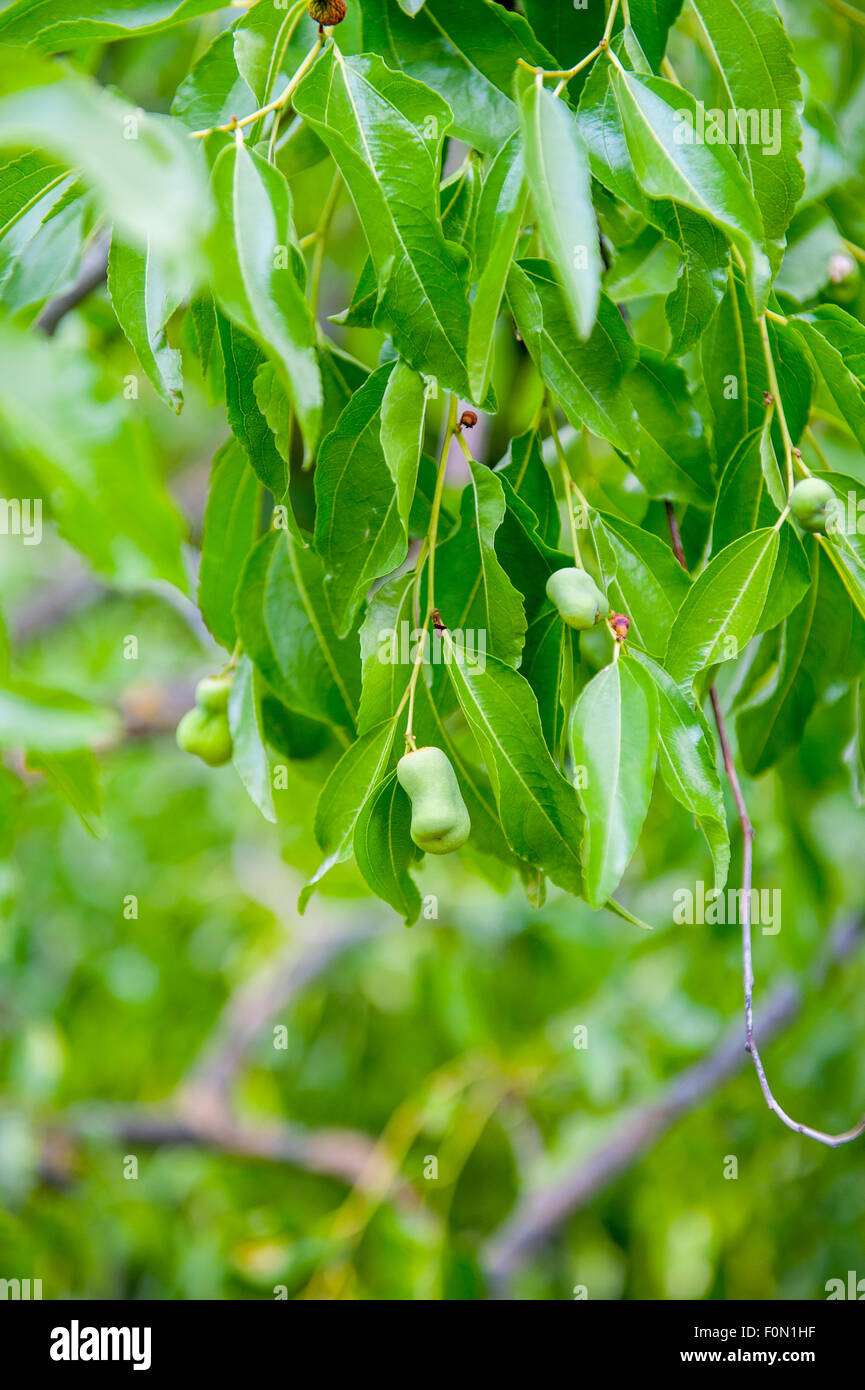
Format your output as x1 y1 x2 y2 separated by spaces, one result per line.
545 567 610 630
195 673 233 714
790 478 836 534
396 746 471 855
176 706 233 766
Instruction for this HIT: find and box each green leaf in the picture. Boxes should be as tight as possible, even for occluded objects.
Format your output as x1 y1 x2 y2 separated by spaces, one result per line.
624 349 714 507
590 510 691 658
294 46 474 399
702 275 813 465
507 258 636 451
380 359 427 540
690 0 804 276
0 1 230 47
493 473 573 752
314 719 400 864
0 48 210 281
357 573 416 735
235 530 360 734
228 655 276 823
353 771 421 925
816 471 865 623
516 68 600 341
315 363 408 637
786 307 865 452
445 645 585 896
495 428 559 548
209 140 321 452
610 67 770 310
108 235 183 412
711 429 809 632
171 29 256 132
360 0 556 154
665 528 780 691
627 0 683 71
217 317 288 503
199 440 261 651
467 132 528 402
657 204 728 356
736 542 865 774
435 455 528 668
521 0 606 74
631 649 729 889
0 682 120 753
570 658 658 908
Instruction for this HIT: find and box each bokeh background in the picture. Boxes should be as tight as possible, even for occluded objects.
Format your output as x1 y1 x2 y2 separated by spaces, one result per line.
2 1 865 1300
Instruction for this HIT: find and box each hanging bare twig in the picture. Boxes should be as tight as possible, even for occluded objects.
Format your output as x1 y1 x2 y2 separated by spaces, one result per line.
665 502 865 1148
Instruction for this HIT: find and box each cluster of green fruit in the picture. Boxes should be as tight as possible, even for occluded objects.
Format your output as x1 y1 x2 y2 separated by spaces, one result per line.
176 673 234 766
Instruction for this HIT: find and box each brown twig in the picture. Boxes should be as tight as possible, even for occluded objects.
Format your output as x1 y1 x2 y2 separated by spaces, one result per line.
35 236 109 337
664 501 865 1148
483 917 863 1292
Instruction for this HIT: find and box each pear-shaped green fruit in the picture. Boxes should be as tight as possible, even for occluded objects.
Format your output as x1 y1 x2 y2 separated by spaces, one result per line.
176 705 233 766
195 672 233 714
396 745 471 855
545 567 610 629
790 478 836 534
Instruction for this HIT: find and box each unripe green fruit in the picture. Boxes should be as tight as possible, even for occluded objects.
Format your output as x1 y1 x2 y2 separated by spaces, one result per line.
545 567 610 630
176 706 233 766
790 478 836 534
195 673 233 714
396 746 471 855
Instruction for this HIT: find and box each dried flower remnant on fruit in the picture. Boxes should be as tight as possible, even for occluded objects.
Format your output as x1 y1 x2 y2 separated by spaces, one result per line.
610 613 630 642
308 0 347 28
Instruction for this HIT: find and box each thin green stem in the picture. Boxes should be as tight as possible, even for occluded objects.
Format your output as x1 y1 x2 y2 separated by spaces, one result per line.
804 424 829 474
191 32 323 140
402 395 459 749
520 0 620 86
309 170 342 319
758 314 795 499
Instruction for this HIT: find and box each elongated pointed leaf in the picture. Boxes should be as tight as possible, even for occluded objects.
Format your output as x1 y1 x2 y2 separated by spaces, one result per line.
209 140 321 452
786 307 865 451
315 363 408 637
631 649 729 888
665 528 779 690
570 658 658 907
690 0 804 276
468 132 528 402
0 1 230 47
516 68 600 340
507 258 636 450
108 235 183 411
294 46 474 399
235 530 360 734
199 439 261 650
380 359 427 538
353 772 421 925
590 510 691 658
435 455 528 668
228 655 276 824
445 645 584 896
611 67 770 310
